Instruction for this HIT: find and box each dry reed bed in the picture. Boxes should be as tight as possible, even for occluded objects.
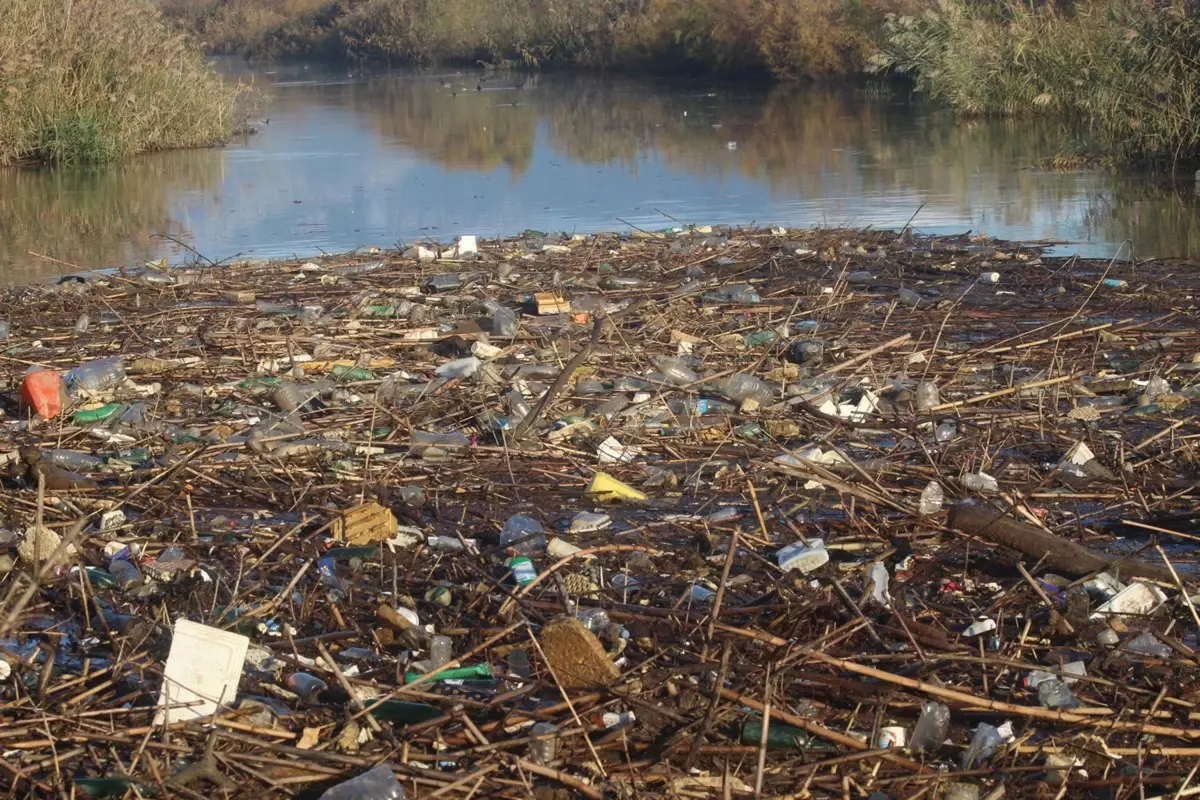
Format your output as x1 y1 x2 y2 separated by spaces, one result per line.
0 226 1199 797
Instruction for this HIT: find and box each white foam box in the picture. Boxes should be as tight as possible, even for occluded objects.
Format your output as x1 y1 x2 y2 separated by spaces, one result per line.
156 619 249 724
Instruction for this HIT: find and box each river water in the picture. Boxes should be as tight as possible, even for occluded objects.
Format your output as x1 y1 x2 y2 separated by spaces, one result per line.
3 63 1199 284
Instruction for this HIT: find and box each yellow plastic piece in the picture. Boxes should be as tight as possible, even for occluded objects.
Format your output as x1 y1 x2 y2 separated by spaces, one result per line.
586 471 647 501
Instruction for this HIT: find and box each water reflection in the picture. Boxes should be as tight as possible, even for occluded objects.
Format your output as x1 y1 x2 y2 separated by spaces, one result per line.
2 65 1199 284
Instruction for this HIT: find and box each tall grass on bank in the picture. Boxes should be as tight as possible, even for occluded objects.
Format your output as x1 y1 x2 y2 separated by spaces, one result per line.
159 0 921 76
0 0 245 166
875 0 1200 165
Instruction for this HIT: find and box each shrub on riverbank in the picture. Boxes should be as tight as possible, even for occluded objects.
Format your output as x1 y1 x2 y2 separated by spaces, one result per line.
159 0 917 76
876 0 1200 165
0 0 244 165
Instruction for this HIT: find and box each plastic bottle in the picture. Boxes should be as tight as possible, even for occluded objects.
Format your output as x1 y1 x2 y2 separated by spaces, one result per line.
45 450 104 472
499 514 546 554
575 608 611 632
934 421 957 442
74 314 90 336
286 672 328 703
944 784 980 800
1078 396 1127 409
712 374 776 407
529 722 558 764
508 557 537 586
318 764 406 800
777 539 829 573
1036 678 1081 709
273 381 310 412
963 472 999 493
434 357 481 379
897 288 921 308
1125 631 1173 657
429 635 452 669
867 562 890 606
108 558 142 589
787 340 825 365
67 357 126 392
654 357 700 386
492 307 518 337
962 723 1006 768
918 481 944 516
908 701 949 754
0 320 9 341
506 649 532 680
669 397 736 416
411 431 471 449
914 381 939 411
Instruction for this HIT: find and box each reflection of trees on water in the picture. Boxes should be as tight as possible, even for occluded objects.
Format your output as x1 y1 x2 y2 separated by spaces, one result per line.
0 152 221 284
340 73 1200 251
339 77 539 175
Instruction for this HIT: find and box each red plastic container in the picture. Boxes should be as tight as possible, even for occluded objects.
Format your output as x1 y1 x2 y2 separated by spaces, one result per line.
19 371 67 419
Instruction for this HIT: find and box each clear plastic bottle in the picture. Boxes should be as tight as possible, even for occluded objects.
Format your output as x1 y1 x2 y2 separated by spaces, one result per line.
1036 678 1081 709
914 381 939 411
67 357 126 392
0 320 9 341
963 472 999 493
500 514 546 554
908 701 949 754
654 357 700 386
961 723 1006 768
712 374 776 406
529 722 558 764
918 481 944 516
429 635 452 669
492 307 518 337
318 764 406 800
934 421 957 442
1125 631 1173 657
897 288 921 307
575 608 611 632
787 340 825 365
411 431 471 449
74 313 91 336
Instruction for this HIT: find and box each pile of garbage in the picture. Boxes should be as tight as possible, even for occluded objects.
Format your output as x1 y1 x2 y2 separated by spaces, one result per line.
1 225 1200 798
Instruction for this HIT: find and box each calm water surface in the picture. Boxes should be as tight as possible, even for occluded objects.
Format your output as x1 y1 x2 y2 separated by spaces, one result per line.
3 63 1200 284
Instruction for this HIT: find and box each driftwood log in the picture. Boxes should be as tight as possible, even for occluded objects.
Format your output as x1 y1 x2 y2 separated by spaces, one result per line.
948 503 1174 583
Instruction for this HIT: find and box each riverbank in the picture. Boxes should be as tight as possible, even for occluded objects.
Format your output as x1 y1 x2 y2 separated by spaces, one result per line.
2 225 1200 796
157 0 1200 167
0 0 244 166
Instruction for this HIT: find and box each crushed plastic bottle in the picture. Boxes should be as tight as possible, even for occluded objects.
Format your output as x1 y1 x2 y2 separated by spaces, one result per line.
962 721 1010 768
1036 678 1081 709
934 420 957 442
914 381 939 411
318 764 406 800
866 562 890 606
712 374 776 407
499 515 546 554
1124 631 1173 657
492 306 518 337
918 481 944 516
908 701 949 754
